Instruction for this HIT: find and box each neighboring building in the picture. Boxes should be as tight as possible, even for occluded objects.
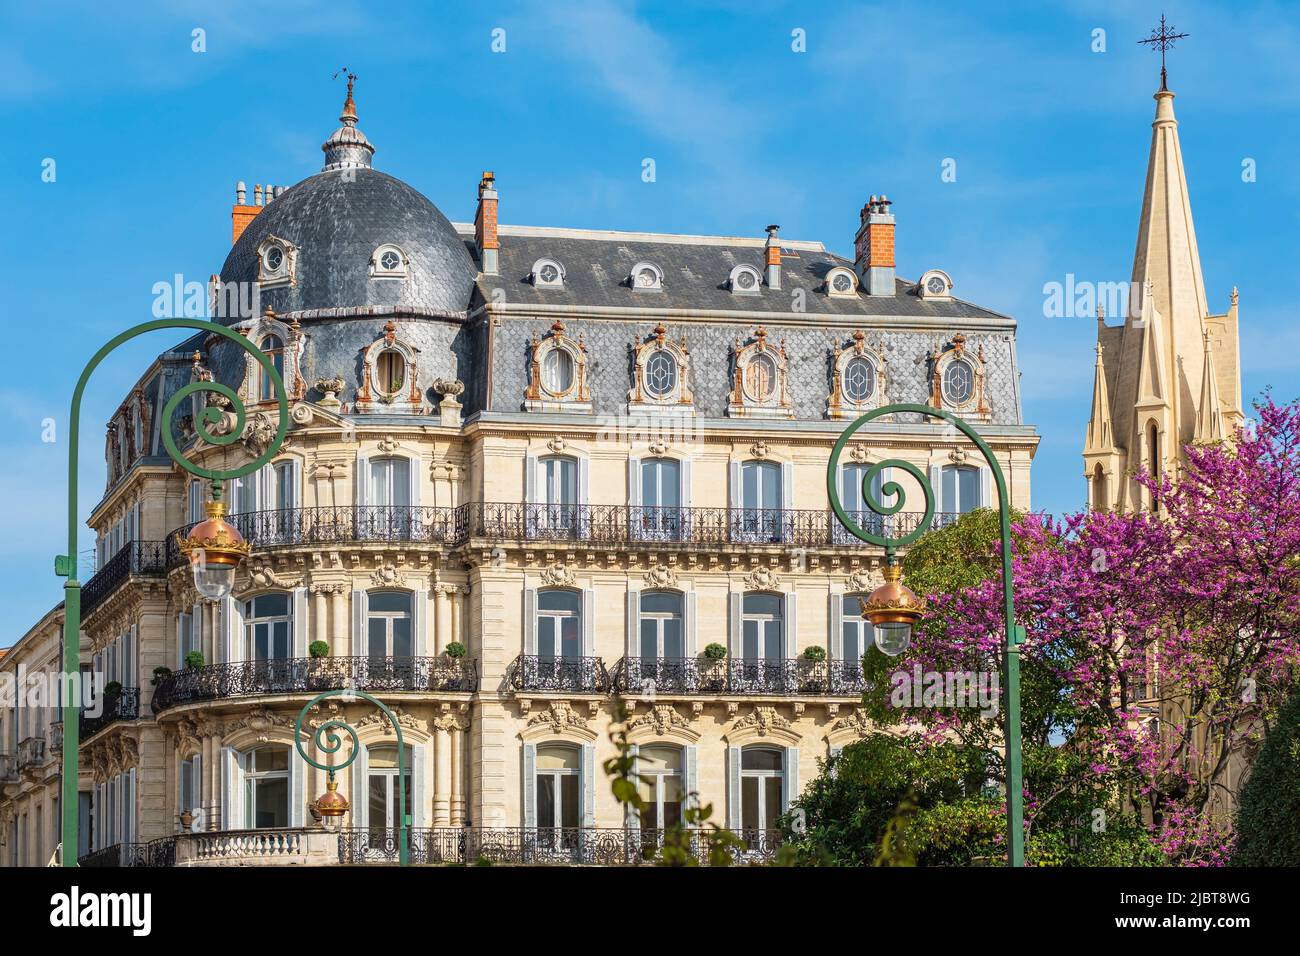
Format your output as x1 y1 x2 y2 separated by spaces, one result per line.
1083 82 1244 513
1 80 1037 866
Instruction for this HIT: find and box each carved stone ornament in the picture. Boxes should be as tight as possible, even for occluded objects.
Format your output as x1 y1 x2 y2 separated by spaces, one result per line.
315 375 347 408
832 708 873 737
732 706 792 736
629 705 691 736
245 560 301 591
541 564 577 587
849 443 873 464
433 378 465 398
749 440 771 460
371 563 406 588
547 436 566 454
357 706 423 735
846 567 883 594
745 567 780 591
643 565 678 589
242 412 282 458
224 707 290 741
527 700 589 734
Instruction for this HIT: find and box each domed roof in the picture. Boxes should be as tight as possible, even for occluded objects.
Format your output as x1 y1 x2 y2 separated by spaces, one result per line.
218 79 477 318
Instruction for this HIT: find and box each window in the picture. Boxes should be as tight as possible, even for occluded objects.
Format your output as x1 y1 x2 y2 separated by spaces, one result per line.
271 461 295 511
537 590 582 660
244 593 291 662
377 350 406 396
180 756 201 817
839 462 885 537
746 353 776 400
542 348 574 395
368 591 413 658
369 457 411 508
257 237 294 287
843 358 875 403
741 747 783 831
742 593 783 662
942 359 975 405
645 351 677 397
367 745 412 845
259 335 285 401
536 456 578 534
535 744 581 830
826 267 857 296
530 258 565 289
638 457 681 539
640 591 684 664
941 464 980 515
841 595 874 668
370 244 409 279
630 261 663 291
729 264 762 294
738 460 782 540
637 746 683 831
244 746 289 829
1092 463 1108 513
1147 422 1161 512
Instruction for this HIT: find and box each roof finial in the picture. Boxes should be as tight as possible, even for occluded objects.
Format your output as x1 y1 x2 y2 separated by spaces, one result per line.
322 67 374 171
1139 14 1189 92
333 66 358 126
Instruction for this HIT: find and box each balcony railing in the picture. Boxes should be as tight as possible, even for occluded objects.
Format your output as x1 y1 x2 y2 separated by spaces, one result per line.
338 826 786 866
151 655 478 713
82 540 167 616
506 655 610 694
78 839 176 868
612 657 872 698
16 736 46 769
165 504 960 566
80 687 140 738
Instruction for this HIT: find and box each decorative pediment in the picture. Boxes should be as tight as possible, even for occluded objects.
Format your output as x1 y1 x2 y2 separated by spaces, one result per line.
827 330 888 419
357 706 425 735
628 705 697 740
928 333 990 423
356 321 428 415
728 326 793 419
527 700 590 734
525 320 592 413
729 706 796 740
628 323 694 413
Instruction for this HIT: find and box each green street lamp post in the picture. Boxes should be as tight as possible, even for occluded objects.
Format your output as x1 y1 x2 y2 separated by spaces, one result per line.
293 689 410 866
826 403 1026 867
55 318 288 866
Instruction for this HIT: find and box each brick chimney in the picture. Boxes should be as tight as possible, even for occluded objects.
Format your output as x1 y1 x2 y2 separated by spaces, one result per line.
475 171 499 275
854 195 895 296
231 180 263 245
764 224 782 290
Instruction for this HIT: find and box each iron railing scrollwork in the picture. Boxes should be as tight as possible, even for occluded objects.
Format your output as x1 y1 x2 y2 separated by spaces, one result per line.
151 655 478 713
611 656 872 697
80 686 140 738
82 540 167 616
506 655 610 694
77 838 176 868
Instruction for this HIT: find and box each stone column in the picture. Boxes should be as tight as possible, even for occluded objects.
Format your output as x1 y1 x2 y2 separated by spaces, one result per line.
450 722 466 825
450 586 464 649
433 717 452 826
434 585 451 655
330 588 347 657
312 587 327 652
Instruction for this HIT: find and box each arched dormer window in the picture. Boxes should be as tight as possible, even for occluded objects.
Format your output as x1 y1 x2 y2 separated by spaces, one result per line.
728 327 793 419
369 244 409 280
525 320 592 414
255 236 296 289
530 257 566 289
827 330 887 419
928 333 990 423
628 323 693 413
629 261 664 292
240 308 305 404
356 321 426 415
728 263 763 295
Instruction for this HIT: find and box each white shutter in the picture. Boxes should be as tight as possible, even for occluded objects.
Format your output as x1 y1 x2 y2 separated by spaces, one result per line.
780 460 794 513
411 589 427 657
728 460 741 510
783 591 797 660
625 588 641 658
411 743 428 828
577 457 591 537
524 454 538 504
782 747 800 811
288 745 304 827
191 754 203 818
729 592 742 657
581 742 596 828
191 602 202 662
684 591 697 657
292 587 308 659
221 748 245 830
726 747 742 830
355 453 370 506
684 745 699 826
220 596 244 665
126 768 137 843
124 625 137 688
829 745 843 779
351 590 368 657
979 466 993 508
521 743 537 829
582 588 595 657
523 588 538 655
177 612 191 668
929 464 943 515
408 452 422 507
625 744 641 830
257 463 272 513
627 457 641 506
680 456 693 542
829 592 844 660
350 745 370 831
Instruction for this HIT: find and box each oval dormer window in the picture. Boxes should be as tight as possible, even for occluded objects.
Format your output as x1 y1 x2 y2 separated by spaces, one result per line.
378 349 406 395
543 348 575 395
943 359 974 405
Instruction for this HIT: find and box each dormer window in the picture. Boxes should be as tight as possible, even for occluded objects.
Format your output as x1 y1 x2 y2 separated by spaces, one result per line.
918 269 953 300
370 244 409 280
728 264 763 295
256 236 296 289
630 261 664 292
826 267 858 298
530 257 566 289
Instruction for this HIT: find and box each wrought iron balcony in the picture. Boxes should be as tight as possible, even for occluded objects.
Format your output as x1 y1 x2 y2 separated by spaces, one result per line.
612 656 872 698
164 504 960 566
82 540 167 617
77 839 176 868
507 655 610 694
151 655 478 713
80 686 140 738
338 826 785 866
16 736 46 769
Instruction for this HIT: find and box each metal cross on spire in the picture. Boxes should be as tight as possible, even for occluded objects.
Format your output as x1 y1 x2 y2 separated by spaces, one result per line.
1139 14 1189 91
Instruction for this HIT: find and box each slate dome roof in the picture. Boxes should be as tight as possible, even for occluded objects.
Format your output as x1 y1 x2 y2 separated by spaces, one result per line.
217 78 477 319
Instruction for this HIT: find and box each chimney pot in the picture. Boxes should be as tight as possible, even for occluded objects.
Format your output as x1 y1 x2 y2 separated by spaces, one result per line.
236 181 247 204
764 224 782 289
854 194 896 296
475 171 500 275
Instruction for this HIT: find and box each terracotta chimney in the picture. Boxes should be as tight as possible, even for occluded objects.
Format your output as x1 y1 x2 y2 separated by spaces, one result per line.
231 180 262 245
854 195 895 296
475 171 499 275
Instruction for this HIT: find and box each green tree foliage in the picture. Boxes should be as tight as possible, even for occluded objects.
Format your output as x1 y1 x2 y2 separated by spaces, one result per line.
1233 689 1300 866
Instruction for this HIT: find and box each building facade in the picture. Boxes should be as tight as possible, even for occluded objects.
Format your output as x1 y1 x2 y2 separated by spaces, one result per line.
1 82 1037 866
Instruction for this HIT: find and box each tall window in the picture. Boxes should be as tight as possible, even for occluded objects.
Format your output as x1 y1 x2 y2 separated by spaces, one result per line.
1147 422 1161 512
259 335 285 401
639 458 681 539
740 747 783 831
640 591 684 665
368 591 413 658
542 349 575 395
244 593 291 662
537 590 581 660
369 457 411 508
637 746 683 831
839 462 885 538
538 456 577 533
742 594 783 661
841 595 874 670
377 349 405 396
1092 463 1108 513
244 746 289 829
535 744 581 830
367 745 412 845
180 756 200 817
739 460 782 540
941 464 980 515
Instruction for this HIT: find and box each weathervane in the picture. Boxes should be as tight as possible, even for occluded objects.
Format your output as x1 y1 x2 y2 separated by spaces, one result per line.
1139 14 1189 91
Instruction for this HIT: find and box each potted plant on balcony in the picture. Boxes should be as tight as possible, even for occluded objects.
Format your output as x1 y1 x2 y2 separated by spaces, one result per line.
151 666 172 687
444 641 467 658
702 643 728 692
309 640 330 658
306 640 334 691
800 645 829 694
184 650 205 670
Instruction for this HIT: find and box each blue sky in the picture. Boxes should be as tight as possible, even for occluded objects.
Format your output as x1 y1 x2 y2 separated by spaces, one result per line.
1 0 1296 639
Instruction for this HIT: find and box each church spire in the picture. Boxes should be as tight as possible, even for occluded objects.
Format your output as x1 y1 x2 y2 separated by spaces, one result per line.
1085 341 1115 455
321 69 375 171
1194 331 1226 443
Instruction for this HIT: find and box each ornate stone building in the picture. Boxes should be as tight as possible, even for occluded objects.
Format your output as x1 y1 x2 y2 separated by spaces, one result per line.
2 81 1037 866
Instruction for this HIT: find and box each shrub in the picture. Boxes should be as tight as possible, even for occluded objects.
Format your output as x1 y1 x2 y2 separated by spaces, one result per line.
151 666 172 686
802 645 827 662
1233 689 1300 866
103 680 123 696
308 640 330 658
184 650 205 670
703 643 727 661
445 641 467 659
